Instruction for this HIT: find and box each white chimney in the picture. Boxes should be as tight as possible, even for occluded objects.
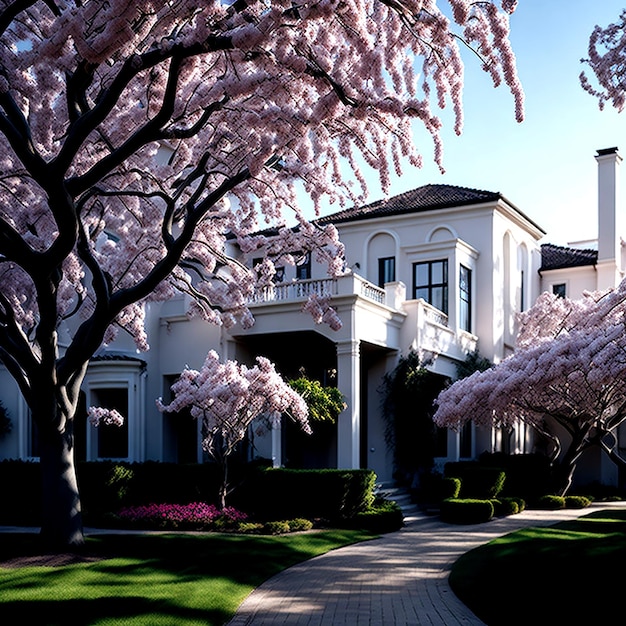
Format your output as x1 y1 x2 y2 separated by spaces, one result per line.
595 147 623 290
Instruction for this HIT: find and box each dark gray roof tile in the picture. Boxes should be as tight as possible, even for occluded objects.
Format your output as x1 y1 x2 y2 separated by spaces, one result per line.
540 243 597 271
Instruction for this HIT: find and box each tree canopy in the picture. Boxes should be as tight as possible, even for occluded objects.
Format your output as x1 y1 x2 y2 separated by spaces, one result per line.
0 0 526 547
434 284 626 494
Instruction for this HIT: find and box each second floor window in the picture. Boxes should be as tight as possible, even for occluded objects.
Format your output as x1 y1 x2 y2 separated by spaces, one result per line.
378 256 396 287
413 259 448 314
459 265 472 332
553 283 566 298
296 252 311 280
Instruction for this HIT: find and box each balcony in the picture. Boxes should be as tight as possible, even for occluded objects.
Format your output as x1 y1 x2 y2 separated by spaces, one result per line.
251 274 386 306
247 274 475 362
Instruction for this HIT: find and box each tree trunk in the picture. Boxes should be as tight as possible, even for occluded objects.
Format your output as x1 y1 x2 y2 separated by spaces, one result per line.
553 433 589 496
218 456 228 511
38 426 85 550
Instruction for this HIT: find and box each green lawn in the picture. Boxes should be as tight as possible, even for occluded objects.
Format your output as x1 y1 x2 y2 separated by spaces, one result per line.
449 508 626 625
0 529 375 626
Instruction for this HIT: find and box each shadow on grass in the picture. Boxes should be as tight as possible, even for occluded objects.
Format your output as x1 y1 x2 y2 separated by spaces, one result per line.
0 597 226 626
0 529 375 626
449 508 626 625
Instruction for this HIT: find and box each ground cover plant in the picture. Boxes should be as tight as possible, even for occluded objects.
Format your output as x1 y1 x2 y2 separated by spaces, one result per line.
0 528 374 625
449 508 626 625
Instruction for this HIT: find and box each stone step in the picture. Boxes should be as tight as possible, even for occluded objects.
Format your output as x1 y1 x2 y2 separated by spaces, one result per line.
375 485 420 517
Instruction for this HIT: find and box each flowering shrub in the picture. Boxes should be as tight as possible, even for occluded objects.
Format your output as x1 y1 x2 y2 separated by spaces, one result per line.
116 502 248 530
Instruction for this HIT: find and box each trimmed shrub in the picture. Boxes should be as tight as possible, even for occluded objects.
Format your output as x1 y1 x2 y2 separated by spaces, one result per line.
245 468 376 522
237 521 264 534
444 462 506 499
532 495 566 510
288 518 314 532
507 496 526 513
440 498 494 524
564 495 591 509
262 520 291 535
491 497 519 517
344 499 404 533
416 473 461 503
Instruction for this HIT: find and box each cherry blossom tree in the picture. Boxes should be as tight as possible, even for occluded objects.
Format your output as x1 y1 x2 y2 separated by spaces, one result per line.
433 284 626 495
581 9 626 112
157 351 309 509
0 0 524 548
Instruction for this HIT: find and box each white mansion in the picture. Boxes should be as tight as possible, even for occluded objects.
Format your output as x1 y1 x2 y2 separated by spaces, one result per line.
0 148 624 488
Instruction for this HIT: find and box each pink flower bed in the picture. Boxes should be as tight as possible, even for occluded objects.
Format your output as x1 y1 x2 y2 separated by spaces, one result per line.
117 502 248 529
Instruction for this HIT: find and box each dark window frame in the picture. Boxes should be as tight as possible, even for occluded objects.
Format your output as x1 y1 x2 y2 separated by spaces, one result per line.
413 259 449 315
378 256 396 287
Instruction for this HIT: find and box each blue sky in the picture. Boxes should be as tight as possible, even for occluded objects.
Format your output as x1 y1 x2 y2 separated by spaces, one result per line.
316 1 626 247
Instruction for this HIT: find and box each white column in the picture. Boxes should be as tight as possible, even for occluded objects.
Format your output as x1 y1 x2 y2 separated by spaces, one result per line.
336 339 360 469
596 147 623 290
271 421 282 468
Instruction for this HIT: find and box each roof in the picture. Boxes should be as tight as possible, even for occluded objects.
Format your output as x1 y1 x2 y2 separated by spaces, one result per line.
314 184 511 226
540 243 598 271
90 353 147 366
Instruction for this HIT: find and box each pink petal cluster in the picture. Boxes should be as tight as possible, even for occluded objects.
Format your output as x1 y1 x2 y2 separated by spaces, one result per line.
0 0 524 359
157 350 311 458
434 281 626 435
580 10 626 112
87 406 125 427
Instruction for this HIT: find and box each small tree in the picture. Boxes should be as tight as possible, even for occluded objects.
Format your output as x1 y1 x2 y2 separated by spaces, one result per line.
434 285 626 495
288 376 346 424
158 350 310 509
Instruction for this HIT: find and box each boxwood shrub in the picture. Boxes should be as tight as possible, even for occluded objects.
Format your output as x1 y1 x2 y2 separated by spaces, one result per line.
564 495 591 509
343 499 404 533
440 498 494 524
491 497 520 517
532 494 566 510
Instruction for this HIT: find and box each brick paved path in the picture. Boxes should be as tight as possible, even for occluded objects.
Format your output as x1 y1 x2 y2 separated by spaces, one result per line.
227 503 626 626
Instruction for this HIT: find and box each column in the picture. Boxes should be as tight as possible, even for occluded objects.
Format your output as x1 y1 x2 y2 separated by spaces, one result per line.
336 339 360 469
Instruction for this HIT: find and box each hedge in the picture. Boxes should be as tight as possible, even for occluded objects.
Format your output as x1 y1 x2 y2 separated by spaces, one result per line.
0 460 377 526
243 467 377 522
440 498 494 524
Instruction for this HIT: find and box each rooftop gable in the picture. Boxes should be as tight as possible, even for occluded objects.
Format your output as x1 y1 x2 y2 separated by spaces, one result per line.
314 183 533 227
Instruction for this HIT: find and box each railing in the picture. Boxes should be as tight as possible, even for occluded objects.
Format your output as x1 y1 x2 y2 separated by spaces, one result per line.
359 279 385 304
421 301 448 327
252 277 338 303
251 274 390 306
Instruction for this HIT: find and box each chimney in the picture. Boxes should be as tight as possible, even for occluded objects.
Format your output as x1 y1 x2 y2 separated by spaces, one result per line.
595 147 622 267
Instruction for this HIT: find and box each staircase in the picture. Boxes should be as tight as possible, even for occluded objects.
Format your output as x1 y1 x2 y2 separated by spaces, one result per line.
375 484 421 520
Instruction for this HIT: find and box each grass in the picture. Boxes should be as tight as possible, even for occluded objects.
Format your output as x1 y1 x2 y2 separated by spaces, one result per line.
449 508 626 625
0 528 375 625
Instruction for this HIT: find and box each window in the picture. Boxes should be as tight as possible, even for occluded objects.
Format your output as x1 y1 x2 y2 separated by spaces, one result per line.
378 257 396 287
413 259 448 314
296 252 311 280
553 283 566 298
91 387 129 459
459 265 472 332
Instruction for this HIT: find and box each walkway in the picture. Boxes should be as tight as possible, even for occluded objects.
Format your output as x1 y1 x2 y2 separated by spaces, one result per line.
226 503 626 626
